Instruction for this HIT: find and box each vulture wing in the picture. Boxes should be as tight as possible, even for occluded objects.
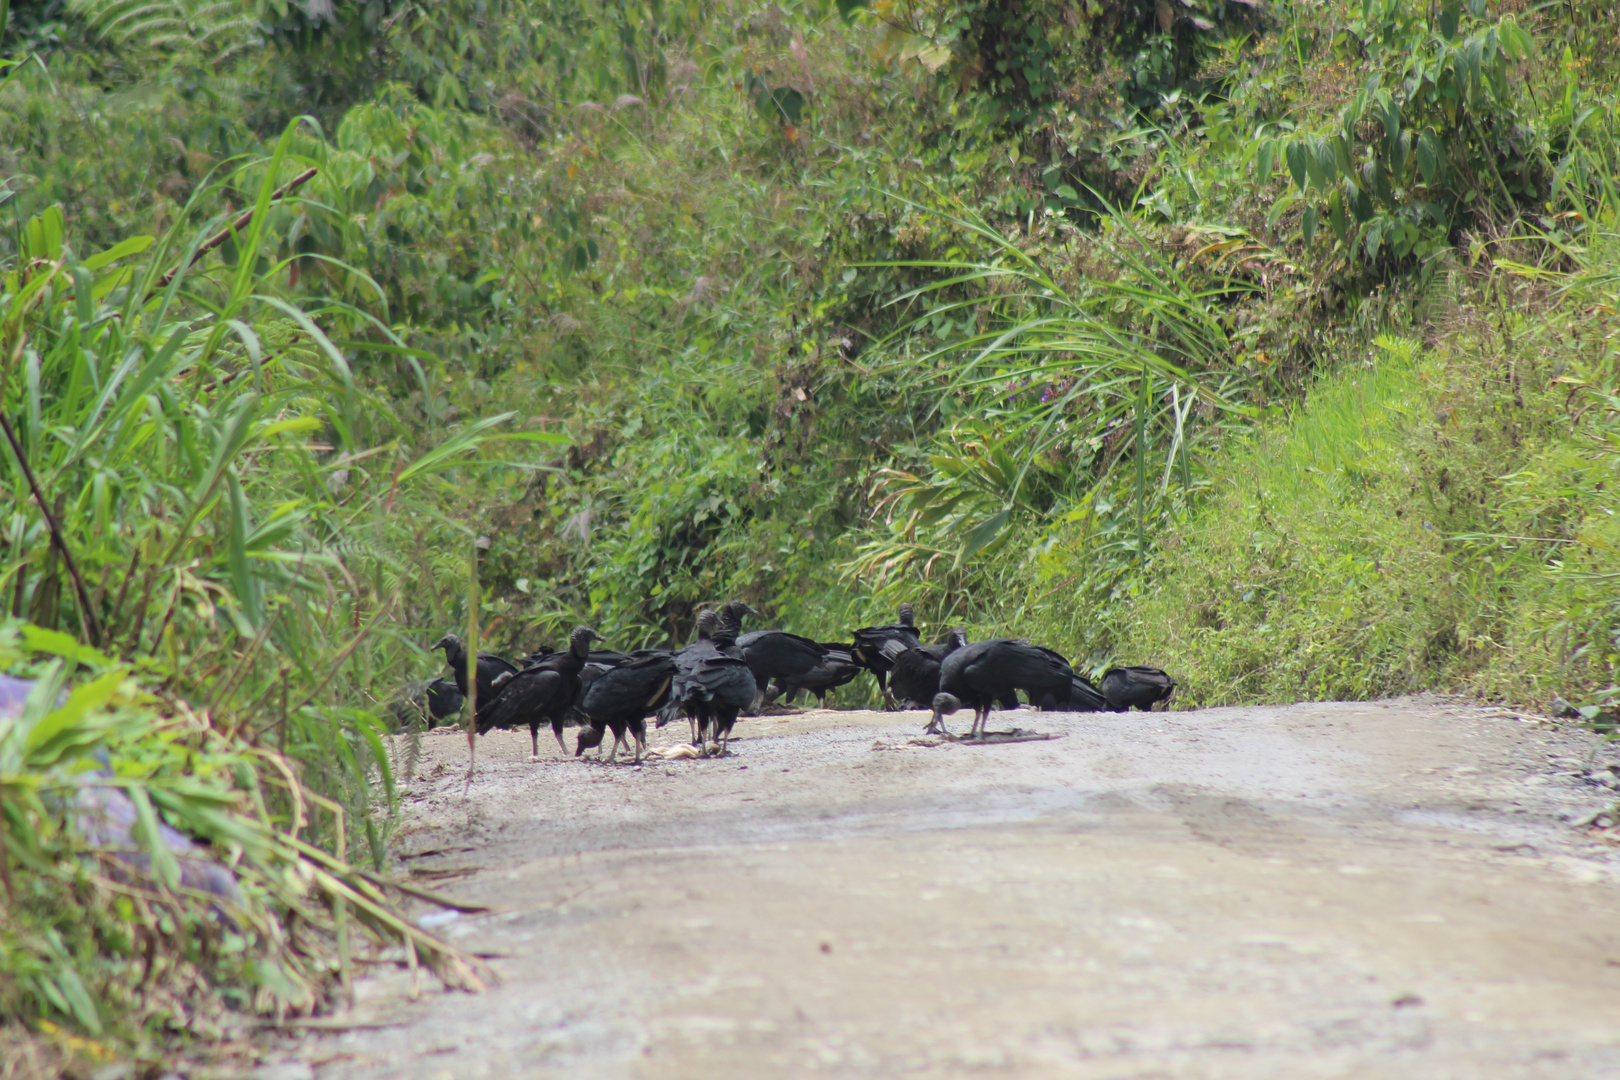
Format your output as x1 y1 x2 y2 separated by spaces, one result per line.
478 666 568 735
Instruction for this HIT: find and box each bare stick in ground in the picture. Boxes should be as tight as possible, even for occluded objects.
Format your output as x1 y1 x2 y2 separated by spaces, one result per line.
0 412 102 646
151 167 319 293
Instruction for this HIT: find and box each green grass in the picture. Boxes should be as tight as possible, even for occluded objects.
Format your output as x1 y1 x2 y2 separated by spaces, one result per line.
1117 284 1620 708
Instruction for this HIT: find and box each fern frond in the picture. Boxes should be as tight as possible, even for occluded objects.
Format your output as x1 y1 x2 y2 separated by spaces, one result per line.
68 0 264 57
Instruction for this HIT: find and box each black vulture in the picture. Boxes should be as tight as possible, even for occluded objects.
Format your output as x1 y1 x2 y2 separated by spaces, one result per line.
1067 674 1109 712
576 651 676 763
1101 666 1176 711
683 654 757 755
388 676 464 732
932 639 1074 737
433 633 520 776
660 610 757 755
425 677 465 723
479 626 604 762
764 643 862 708
885 628 968 709
851 602 923 708
889 630 1023 711
719 600 827 711
570 648 671 722
432 633 517 717
657 610 732 745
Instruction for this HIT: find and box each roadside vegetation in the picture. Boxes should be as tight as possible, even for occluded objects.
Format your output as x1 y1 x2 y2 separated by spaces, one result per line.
1 0 1617 1069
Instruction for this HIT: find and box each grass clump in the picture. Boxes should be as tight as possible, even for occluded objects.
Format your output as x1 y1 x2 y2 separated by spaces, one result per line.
0 623 489 1076
1119 265 1620 707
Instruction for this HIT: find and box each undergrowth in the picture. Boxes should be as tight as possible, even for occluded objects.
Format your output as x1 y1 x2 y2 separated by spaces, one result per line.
1118 256 1620 705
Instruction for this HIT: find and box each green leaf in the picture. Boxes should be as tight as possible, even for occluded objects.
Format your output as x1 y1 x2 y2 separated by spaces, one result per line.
126 783 182 890
1439 0 1460 40
956 506 1012 565
23 669 126 763
1285 141 1308 192
1393 129 1412 179
1416 131 1444 183
1331 135 1354 178
21 625 114 669
81 234 154 273
1312 138 1338 190
394 412 521 483
1363 221 1384 260
1302 204 1319 246
1304 140 1326 191
836 0 869 21
1255 139 1275 186
777 87 805 124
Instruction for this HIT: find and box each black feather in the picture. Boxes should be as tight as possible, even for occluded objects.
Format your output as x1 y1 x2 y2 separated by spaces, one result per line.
1100 666 1176 711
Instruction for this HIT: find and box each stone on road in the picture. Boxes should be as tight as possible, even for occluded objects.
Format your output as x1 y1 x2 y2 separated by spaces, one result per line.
311 697 1620 1079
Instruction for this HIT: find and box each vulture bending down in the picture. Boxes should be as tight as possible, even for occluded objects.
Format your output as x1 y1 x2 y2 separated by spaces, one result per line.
481 626 603 762
424 677 465 724
765 643 862 708
576 651 676 763
1101 666 1176 711
389 676 464 732
929 639 1074 738
884 628 968 710
851 602 922 708
1066 674 1109 712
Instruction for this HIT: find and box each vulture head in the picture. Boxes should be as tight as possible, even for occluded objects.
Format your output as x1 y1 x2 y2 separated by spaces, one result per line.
719 600 759 634
568 626 604 656
575 723 606 756
926 692 962 736
897 602 916 627
694 609 721 640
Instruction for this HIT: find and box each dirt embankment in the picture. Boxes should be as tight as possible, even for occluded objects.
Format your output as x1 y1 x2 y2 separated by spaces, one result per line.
282 697 1620 1079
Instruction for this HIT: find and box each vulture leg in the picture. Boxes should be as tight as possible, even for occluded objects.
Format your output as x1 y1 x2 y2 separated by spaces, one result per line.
552 718 569 756
529 723 542 763
875 671 896 710
463 727 477 791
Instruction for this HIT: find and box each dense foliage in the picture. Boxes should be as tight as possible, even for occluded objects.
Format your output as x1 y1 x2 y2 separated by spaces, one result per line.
3 0 1620 1067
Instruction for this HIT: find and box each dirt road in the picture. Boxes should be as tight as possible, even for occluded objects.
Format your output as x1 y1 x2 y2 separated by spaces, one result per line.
300 697 1620 1079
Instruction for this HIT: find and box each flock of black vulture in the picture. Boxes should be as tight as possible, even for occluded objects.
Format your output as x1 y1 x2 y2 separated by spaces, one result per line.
417 602 1174 772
